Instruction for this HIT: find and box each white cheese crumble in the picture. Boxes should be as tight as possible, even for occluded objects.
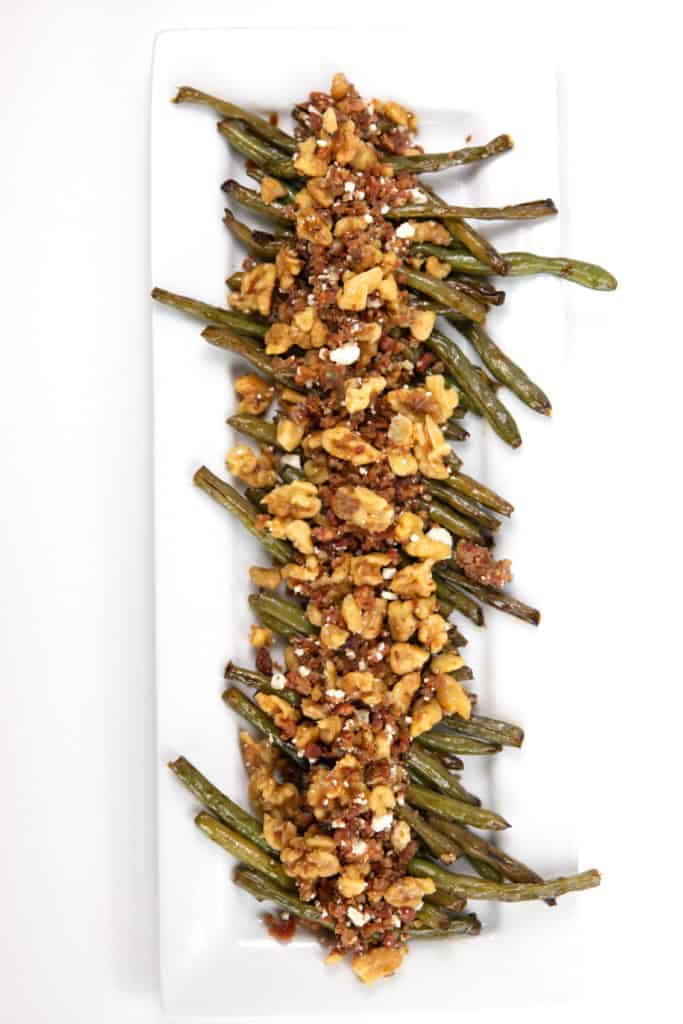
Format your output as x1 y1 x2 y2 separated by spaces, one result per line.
380 204 390 215
270 672 286 690
426 526 453 547
280 453 301 470
381 590 397 601
347 907 370 927
371 813 394 833
410 188 428 204
299 666 310 677
344 181 356 194
329 342 361 365
395 222 416 239
382 567 396 579
326 688 346 701
364 213 373 223
351 840 368 856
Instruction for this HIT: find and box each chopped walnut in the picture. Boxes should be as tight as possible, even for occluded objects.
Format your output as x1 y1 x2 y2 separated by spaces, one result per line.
275 245 302 291
296 207 333 246
387 376 458 425
228 263 277 316
260 176 287 203
249 624 273 648
394 510 424 544
234 374 274 416
417 613 449 653
281 830 340 880
265 308 327 354
430 651 464 674
269 518 314 554
341 592 363 633
337 864 367 897
404 531 452 561
409 696 443 737
321 106 338 133
262 813 297 852
391 820 412 852
320 623 349 649
334 214 370 237
434 674 472 718
226 444 276 487
389 671 421 712
330 72 350 100
388 451 418 476
425 255 451 279
321 425 381 465
249 565 281 590
352 947 406 985
262 481 321 520
384 876 435 909
343 375 387 415
331 486 394 533
350 552 392 587
306 176 335 207
389 643 429 675
333 120 360 164
389 560 436 599
276 418 305 452
409 309 437 340
413 414 451 479
256 693 300 729
409 220 452 245
318 715 342 743
368 784 396 816
293 136 329 176
240 732 300 816
387 600 418 643
336 266 383 311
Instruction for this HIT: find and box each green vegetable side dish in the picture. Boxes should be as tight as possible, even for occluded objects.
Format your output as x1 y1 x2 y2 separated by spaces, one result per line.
153 71 613 985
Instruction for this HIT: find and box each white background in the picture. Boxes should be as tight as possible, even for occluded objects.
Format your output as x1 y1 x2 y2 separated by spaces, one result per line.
1 2 681 1022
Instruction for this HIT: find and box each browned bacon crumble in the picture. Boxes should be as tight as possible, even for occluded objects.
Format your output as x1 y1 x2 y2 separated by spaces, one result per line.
226 73 479 985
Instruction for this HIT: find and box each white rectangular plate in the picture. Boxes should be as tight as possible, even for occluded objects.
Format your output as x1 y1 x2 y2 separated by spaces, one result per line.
152 28 584 1017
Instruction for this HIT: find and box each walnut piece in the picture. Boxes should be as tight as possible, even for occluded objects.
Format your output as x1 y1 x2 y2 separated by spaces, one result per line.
275 245 302 291
321 426 381 465
344 375 387 414
228 263 277 316
336 266 383 311
330 72 350 100
249 565 281 590
435 674 472 718
296 208 333 246
409 220 452 245
409 696 443 738
249 624 272 648
331 486 394 533
417 613 449 653
280 830 340 880
260 176 287 203
294 136 329 176
391 820 412 852
389 560 435 598
384 876 435 909
226 444 276 487
234 374 274 416
320 622 349 649
262 481 321 520
390 671 421 713
387 600 418 642
276 417 305 452
262 813 297 852
389 643 429 675
352 947 406 984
